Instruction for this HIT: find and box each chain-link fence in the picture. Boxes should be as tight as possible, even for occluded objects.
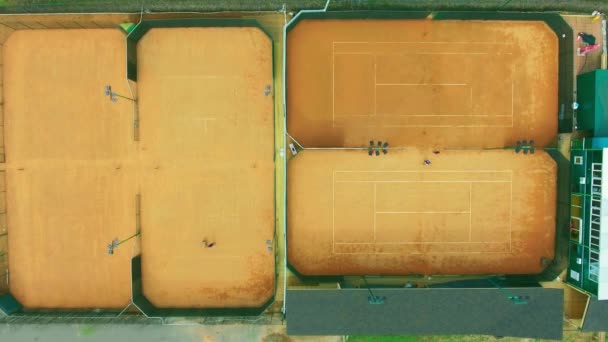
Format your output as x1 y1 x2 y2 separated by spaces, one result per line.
0 0 607 15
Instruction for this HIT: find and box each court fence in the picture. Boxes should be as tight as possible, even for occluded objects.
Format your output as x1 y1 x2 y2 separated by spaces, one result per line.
0 0 606 14
283 10 573 284
0 13 134 322
284 10 574 136
0 9 574 320
0 13 280 322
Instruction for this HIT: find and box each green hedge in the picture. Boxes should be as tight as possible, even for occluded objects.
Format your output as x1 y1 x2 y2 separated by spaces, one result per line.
2 0 608 14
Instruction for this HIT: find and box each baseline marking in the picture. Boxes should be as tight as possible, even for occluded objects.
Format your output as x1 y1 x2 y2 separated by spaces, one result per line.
336 241 508 245
334 251 509 255
377 211 471 214
334 52 512 55
333 41 514 45
336 180 510 184
375 83 467 86
335 170 512 173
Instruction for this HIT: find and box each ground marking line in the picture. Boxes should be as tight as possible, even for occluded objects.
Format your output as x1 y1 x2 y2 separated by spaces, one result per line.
161 75 240 79
332 42 335 128
373 54 377 116
332 170 335 254
375 83 467 86
333 41 515 45
335 114 513 117
376 211 471 214
335 241 509 245
374 114 512 117
510 172 513 252
332 171 514 255
332 125 514 128
373 183 377 242
469 182 473 242
335 170 512 173
336 180 510 184
333 52 373 55
414 52 490 55
334 51 490 55
334 52 512 56
334 251 509 255
200 118 217 134
470 87 473 114
511 78 515 127
382 124 514 128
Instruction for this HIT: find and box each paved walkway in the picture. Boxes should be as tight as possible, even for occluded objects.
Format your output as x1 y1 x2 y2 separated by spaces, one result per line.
0 323 342 342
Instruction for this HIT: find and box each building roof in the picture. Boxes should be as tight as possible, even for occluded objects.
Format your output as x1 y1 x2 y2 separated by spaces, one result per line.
576 70 608 136
286 288 563 340
582 297 608 332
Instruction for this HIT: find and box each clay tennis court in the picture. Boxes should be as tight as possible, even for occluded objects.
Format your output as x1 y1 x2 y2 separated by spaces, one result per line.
4 29 134 308
288 149 556 275
137 28 275 308
287 20 558 148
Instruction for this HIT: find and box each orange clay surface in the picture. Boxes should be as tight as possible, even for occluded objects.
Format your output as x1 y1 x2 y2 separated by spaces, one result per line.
287 20 558 148
137 28 275 308
288 149 556 275
4 30 134 308
4 27 274 310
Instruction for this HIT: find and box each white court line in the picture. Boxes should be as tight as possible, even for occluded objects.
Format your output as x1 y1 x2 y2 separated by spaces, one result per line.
383 124 514 128
375 83 467 86
415 52 489 55
332 43 515 127
335 170 512 173
375 114 513 117
509 176 513 250
332 43 335 128
334 52 373 55
340 113 511 117
373 54 377 116
376 211 471 214
334 52 511 56
335 181 510 184
161 75 240 79
332 170 335 254
202 118 216 134
332 123 514 128
469 182 473 241
332 170 515 255
335 241 508 245
511 78 515 127
333 41 514 45
334 250 510 255
470 87 473 114
334 251 510 255
335 114 377 117
373 183 377 242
